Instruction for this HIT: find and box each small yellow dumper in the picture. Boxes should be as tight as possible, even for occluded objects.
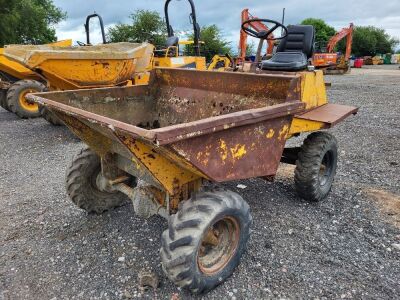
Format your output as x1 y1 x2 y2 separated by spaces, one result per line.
4 42 154 124
28 66 358 293
0 40 72 118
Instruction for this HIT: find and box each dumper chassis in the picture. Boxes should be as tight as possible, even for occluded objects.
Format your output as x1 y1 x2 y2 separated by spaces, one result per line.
29 63 358 293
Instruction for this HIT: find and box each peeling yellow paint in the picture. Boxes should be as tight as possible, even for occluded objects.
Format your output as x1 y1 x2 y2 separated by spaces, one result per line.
219 139 228 161
278 124 289 140
196 145 211 166
230 144 247 159
266 129 275 138
196 151 203 160
118 135 200 194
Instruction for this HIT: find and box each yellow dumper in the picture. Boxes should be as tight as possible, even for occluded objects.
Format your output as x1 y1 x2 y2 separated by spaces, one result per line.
26 19 360 293
3 42 154 123
28 67 358 293
0 40 72 118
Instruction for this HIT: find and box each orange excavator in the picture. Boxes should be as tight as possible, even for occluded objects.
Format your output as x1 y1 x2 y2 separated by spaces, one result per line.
313 23 354 73
239 9 275 63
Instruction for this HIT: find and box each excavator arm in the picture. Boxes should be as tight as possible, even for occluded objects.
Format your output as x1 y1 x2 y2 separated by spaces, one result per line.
327 23 354 61
239 9 275 62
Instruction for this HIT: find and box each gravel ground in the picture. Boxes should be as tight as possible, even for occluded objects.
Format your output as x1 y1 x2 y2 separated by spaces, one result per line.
0 65 399 300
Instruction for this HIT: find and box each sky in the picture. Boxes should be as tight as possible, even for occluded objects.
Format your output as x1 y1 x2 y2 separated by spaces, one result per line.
53 0 400 51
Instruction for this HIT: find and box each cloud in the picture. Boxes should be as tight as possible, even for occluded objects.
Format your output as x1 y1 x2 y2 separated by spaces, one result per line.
53 0 400 48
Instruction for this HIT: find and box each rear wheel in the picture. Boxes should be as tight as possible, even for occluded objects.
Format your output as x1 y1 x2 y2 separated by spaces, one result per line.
294 131 338 201
39 105 64 126
6 80 44 118
66 147 133 214
160 189 252 293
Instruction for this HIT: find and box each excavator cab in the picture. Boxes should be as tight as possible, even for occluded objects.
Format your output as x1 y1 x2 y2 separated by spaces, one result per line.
241 19 315 72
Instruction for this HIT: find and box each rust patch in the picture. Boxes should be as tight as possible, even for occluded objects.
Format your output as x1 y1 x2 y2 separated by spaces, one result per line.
170 116 293 182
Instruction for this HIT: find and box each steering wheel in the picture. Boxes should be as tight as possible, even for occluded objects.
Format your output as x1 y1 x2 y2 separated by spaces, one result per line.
241 19 288 40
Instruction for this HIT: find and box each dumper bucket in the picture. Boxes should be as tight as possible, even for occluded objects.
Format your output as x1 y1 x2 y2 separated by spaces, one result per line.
0 40 72 81
4 43 154 90
28 68 305 193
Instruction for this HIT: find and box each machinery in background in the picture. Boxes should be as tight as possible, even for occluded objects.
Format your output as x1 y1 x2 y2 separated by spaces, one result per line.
153 0 206 70
153 0 233 72
312 23 354 74
207 53 237 71
0 39 72 118
239 8 275 63
0 13 110 120
81 13 107 46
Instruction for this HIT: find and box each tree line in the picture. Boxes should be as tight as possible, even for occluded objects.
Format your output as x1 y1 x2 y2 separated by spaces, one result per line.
301 18 399 57
0 1 398 58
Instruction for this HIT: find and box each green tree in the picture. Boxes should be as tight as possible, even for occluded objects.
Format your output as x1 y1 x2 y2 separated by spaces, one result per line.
107 10 167 47
0 0 66 46
338 26 399 56
186 25 231 62
245 40 256 57
301 18 336 45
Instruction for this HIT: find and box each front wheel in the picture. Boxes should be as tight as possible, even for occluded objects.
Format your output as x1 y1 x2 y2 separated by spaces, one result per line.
6 80 44 118
294 131 338 201
160 189 252 294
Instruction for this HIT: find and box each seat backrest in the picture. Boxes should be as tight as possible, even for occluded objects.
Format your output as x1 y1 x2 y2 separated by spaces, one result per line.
277 25 315 58
166 36 179 47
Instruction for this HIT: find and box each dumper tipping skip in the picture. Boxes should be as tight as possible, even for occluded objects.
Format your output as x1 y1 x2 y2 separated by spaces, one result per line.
28 67 358 294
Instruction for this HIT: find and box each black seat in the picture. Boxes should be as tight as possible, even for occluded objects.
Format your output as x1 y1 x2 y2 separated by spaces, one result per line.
166 36 179 47
261 25 315 71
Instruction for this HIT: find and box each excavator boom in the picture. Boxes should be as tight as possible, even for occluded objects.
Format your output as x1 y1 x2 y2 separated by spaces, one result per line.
327 23 354 60
312 23 354 72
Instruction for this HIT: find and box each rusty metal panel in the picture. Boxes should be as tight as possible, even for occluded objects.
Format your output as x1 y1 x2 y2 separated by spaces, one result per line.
26 67 326 193
153 68 301 100
170 115 293 182
296 103 358 126
154 101 304 144
28 67 305 146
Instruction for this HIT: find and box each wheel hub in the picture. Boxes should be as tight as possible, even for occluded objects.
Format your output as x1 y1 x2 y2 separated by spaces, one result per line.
19 89 39 112
95 173 115 193
197 216 239 275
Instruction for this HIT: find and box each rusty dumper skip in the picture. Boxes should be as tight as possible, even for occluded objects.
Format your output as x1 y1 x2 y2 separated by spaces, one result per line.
29 66 357 293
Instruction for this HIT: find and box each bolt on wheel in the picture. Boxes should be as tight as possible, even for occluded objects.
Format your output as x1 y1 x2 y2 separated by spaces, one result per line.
197 216 240 275
161 189 252 294
18 89 39 113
